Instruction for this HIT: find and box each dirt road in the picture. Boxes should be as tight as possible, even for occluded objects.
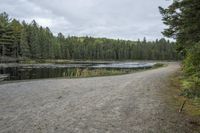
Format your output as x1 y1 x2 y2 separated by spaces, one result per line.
0 62 197 133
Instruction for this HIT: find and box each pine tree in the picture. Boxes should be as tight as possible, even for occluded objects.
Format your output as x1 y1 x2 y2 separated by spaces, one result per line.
159 0 200 54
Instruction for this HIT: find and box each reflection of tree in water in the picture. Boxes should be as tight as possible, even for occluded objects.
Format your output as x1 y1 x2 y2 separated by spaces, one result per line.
0 62 157 81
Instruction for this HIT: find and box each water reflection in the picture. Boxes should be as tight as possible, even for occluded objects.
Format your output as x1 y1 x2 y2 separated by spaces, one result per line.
0 62 155 81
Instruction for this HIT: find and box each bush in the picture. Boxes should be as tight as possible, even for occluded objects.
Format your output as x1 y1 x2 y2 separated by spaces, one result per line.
182 42 200 98
181 76 200 98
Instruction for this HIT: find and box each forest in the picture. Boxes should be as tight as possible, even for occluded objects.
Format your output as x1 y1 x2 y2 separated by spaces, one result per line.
0 12 180 62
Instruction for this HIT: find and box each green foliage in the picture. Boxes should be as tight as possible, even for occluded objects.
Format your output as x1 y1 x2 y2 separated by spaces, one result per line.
160 0 200 98
0 12 20 58
159 0 200 99
181 43 200 98
181 76 200 98
159 0 200 54
183 43 200 76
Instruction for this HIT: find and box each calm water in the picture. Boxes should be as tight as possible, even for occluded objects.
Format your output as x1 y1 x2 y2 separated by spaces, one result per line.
0 62 156 81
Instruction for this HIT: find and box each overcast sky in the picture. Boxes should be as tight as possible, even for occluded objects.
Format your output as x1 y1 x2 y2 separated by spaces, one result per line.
0 0 172 40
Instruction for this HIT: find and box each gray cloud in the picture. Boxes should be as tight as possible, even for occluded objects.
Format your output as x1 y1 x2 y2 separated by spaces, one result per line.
0 0 172 40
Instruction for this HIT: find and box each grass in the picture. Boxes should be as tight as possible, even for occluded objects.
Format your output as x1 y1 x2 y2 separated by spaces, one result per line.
64 63 165 78
153 63 165 68
170 71 200 116
70 68 129 78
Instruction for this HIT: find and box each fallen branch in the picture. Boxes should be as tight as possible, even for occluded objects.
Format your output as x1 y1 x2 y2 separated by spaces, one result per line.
179 100 186 113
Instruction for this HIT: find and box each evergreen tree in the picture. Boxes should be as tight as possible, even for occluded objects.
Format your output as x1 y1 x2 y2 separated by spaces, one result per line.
159 0 200 54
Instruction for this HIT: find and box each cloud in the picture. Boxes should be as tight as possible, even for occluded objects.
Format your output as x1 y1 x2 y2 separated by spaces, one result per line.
0 0 172 40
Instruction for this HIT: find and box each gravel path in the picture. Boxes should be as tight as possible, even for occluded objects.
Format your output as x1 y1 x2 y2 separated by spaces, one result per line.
0 62 197 133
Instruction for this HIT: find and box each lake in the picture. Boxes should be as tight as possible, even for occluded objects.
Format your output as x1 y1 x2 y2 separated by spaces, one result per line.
0 62 156 81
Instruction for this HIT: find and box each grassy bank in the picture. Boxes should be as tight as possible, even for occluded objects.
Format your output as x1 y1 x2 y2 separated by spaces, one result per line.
170 71 200 116
64 63 164 78
167 72 200 131
167 43 200 118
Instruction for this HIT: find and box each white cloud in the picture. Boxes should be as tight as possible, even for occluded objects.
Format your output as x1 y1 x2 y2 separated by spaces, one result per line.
0 0 172 40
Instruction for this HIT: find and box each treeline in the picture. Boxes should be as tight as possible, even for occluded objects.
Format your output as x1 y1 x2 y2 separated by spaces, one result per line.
160 0 200 98
0 12 180 61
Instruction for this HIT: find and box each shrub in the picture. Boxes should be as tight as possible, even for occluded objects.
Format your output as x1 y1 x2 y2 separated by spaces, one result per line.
182 43 200 98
